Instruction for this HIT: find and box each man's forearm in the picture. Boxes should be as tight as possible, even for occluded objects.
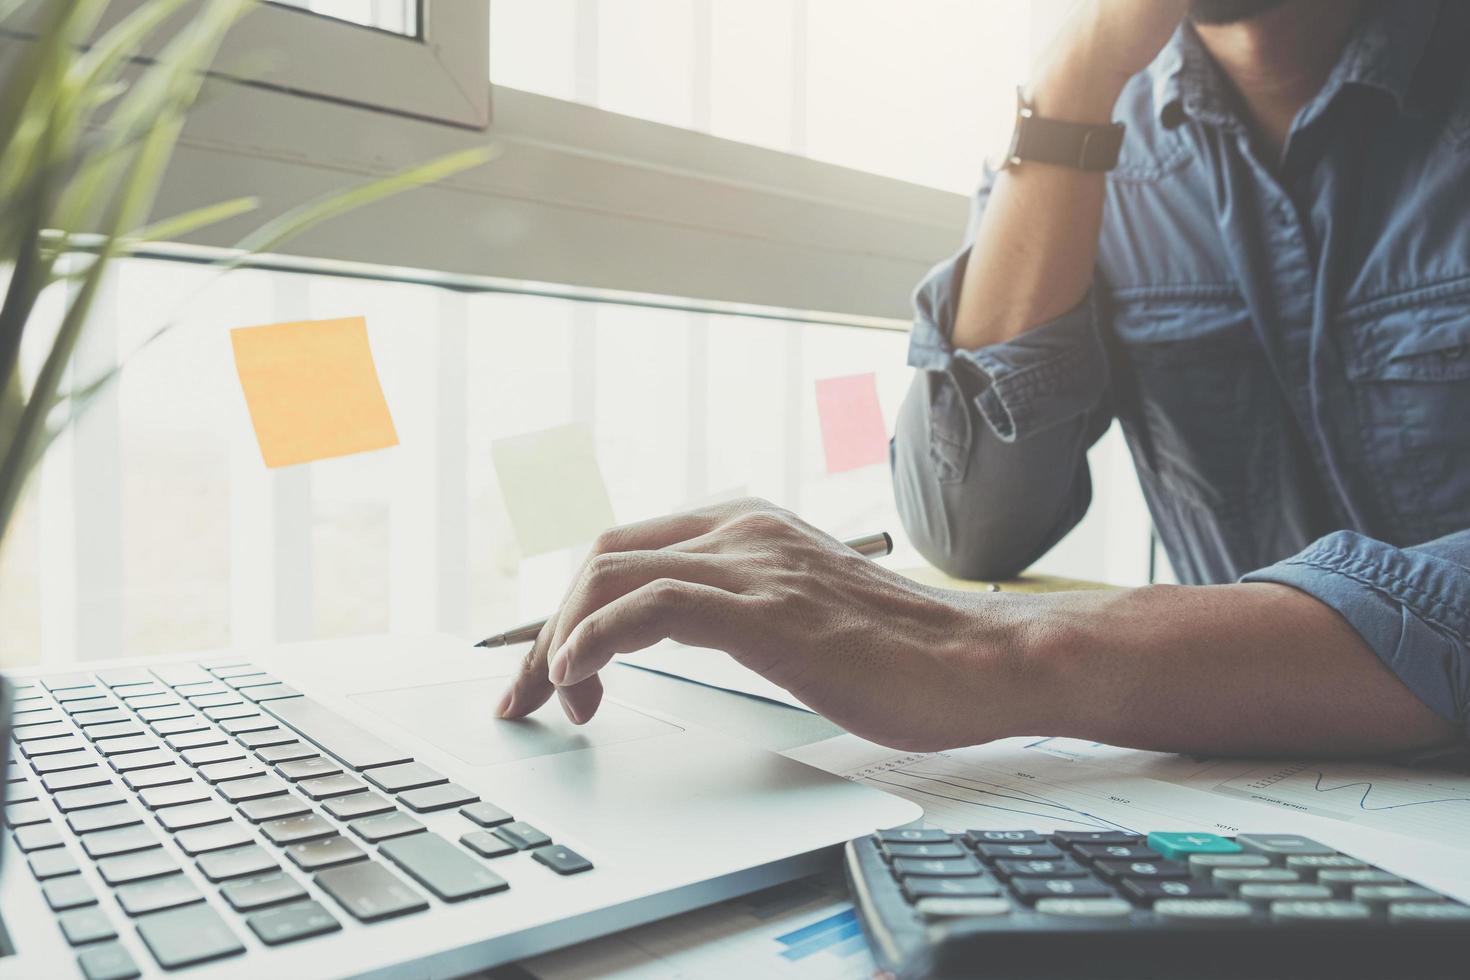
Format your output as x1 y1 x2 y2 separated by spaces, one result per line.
1015 583 1457 755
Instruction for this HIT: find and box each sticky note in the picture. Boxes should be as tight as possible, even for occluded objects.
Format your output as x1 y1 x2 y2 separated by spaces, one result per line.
492 422 616 557
815 373 889 474
230 316 398 468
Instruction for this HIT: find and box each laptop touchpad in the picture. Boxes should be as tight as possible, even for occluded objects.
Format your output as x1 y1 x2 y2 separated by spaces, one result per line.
349 679 682 767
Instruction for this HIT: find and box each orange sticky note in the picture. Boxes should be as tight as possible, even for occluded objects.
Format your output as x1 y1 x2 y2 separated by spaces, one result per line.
230 316 399 468
815 373 889 474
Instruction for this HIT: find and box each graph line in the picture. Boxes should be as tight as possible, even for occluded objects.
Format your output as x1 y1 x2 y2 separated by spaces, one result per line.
868 769 1139 834
1304 771 1470 813
901 767 1139 835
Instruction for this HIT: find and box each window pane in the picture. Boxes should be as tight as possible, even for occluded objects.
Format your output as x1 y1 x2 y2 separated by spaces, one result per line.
270 0 420 37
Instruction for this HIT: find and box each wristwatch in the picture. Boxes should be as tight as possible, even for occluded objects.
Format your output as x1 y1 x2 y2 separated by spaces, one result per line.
1005 87 1125 172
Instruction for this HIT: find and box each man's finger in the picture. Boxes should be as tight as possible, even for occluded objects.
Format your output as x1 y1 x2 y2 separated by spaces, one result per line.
555 673 604 726
551 580 746 687
582 496 770 558
548 550 750 660
496 616 558 719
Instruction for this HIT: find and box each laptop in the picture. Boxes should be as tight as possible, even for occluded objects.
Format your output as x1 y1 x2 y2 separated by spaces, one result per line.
1 633 918 978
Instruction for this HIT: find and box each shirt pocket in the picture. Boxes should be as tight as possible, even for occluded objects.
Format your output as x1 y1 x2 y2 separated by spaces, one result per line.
1342 301 1470 541
1110 293 1278 517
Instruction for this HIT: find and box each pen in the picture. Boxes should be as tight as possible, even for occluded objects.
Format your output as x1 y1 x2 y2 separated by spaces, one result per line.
475 530 896 648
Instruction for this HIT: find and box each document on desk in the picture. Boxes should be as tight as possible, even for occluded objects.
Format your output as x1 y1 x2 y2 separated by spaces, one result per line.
621 640 813 712
523 871 874 980
785 734 1470 903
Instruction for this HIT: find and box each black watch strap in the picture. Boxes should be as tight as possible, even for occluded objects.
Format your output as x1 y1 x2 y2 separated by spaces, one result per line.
1006 88 1125 172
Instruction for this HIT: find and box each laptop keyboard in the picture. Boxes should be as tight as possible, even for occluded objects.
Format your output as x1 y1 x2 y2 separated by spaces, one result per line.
4 662 594 979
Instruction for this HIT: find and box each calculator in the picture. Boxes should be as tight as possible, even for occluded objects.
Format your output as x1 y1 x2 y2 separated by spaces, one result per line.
845 827 1470 979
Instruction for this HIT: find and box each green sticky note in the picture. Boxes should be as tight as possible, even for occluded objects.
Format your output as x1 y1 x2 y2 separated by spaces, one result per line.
491 423 616 558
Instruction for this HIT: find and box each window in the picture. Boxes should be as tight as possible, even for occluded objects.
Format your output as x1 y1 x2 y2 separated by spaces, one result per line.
269 0 420 37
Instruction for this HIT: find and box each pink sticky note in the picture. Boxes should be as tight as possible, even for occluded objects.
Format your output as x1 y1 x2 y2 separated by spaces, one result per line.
815 373 889 474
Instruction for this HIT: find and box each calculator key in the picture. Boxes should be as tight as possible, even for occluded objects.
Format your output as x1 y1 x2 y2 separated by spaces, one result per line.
916 896 1012 919
883 841 966 861
257 742 317 765
975 843 1064 861
1389 902 1470 924
29 847 81 879
1317 869 1403 895
135 902 245 968
1123 879 1229 904
364 761 447 794
1270 900 1372 923
248 899 341 945
494 820 553 850
1285 854 1366 878
1146 832 1242 860
966 830 1046 846
77 942 140 980
1053 832 1140 847
904 877 1003 900
298 773 366 801
44 875 98 911
380 832 511 900
1034 897 1133 918
176 820 254 856
878 827 952 844
60 906 118 945
239 795 311 824
276 757 342 782
459 801 514 828
262 813 337 845
461 830 516 858
994 858 1090 879
81 826 159 859
1189 853 1271 877
97 849 179 886
894 856 983 877
123 765 191 791
1074 844 1160 862
1235 834 1336 860
217 774 288 804
156 801 231 832
221 872 308 912
139 781 211 810
351 811 425 844
1353 884 1441 908
1238 883 1333 904
398 782 479 813
1011 877 1115 902
1214 868 1300 890
1095 859 1189 882
14 822 65 851
1153 898 1254 921
288 835 368 872
324 792 394 821
116 874 204 916
533 845 594 876
197 844 279 882
315 861 429 921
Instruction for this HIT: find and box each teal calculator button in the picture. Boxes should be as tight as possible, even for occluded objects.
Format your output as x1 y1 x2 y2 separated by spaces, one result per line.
1146 833 1242 860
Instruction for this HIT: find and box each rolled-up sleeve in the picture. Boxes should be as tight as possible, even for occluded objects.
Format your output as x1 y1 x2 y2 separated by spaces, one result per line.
893 170 1113 581
1243 529 1470 738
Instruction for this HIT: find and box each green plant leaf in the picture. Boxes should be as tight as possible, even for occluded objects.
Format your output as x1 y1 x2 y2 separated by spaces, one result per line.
129 196 260 245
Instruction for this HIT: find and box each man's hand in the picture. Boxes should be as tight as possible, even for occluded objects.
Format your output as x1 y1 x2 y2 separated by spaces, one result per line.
496 498 1040 751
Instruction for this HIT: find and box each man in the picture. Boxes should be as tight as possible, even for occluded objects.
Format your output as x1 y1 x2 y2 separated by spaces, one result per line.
499 0 1467 758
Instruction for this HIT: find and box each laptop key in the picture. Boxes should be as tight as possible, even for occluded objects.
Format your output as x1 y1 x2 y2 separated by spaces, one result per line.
176 819 254 856
533 845 594 876
44 767 111 793
364 761 446 794
97 848 179 886
257 742 316 765
136 705 192 723
60 906 118 945
228 673 277 688
461 830 516 858
379 832 509 901
198 844 279 882
108 749 173 774
198 759 264 784
94 735 157 757
399 782 479 814
148 717 206 737
123 765 191 791
86 723 147 742
68 802 143 835
7 780 39 804
277 756 341 782
31 749 101 775
22 734 87 758
139 781 211 810
299 773 366 801
5 799 50 826
116 873 204 916
217 773 288 804
211 664 262 680
182 744 243 768
246 683 304 703
14 721 72 742
164 730 225 752
460 802 513 828
324 791 394 821
239 794 311 824
156 800 231 832
77 942 140 980
76 710 132 729
54 685 104 703
221 873 307 912
316 860 429 921
262 813 337 845
223 716 278 736
40 673 95 691
248 899 341 946
29 847 82 879
135 902 244 968
288 834 368 871
96 667 154 689
81 826 160 859
44 874 98 911
493 821 552 850
264 696 411 771
150 664 215 689
349 812 425 844
203 705 258 723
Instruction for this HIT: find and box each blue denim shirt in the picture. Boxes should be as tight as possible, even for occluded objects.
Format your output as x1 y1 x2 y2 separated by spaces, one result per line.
892 1 1470 740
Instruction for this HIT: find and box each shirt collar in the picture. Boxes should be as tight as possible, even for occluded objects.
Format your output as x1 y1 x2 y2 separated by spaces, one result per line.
1149 1 1442 131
